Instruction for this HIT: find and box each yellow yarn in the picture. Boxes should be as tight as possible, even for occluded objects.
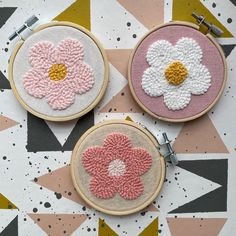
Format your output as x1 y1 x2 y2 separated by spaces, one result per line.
164 61 188 85
49 64 67 81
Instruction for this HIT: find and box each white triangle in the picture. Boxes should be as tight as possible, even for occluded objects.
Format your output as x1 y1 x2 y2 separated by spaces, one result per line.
95 64 127 113
209 47 236 153
0 0 75 72
91 0 148 49
155 165 221 213
45 119 78 146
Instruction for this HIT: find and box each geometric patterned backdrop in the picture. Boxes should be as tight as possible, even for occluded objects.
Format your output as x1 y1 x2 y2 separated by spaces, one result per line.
0 0 236 235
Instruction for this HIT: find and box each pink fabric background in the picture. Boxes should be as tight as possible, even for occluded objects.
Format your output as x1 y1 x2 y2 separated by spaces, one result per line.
131 25 225 120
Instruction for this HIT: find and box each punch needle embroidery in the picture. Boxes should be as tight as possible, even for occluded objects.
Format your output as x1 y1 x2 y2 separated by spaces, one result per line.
23 38 95 110
82 132 152 200
141 37 211 110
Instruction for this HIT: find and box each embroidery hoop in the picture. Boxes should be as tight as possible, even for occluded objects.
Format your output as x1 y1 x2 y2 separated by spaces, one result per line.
128 21 227 122
8 21 109 122
71 120 166 216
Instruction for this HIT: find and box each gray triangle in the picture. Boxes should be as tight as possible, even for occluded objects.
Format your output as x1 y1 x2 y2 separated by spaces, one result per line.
169 159 228 213
63 109 94 151
229 0 236 6
0 7 17 28
0 71 11 89
169 187 227 213
221 44 236 57
26 112 62 152
0 216 18 236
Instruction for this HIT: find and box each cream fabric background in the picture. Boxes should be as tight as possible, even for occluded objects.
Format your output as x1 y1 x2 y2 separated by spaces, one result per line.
73 123 162 212
13 25 105 117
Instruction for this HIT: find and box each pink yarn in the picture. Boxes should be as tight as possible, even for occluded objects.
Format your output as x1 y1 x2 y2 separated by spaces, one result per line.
82 132 152 200
23 38 95 110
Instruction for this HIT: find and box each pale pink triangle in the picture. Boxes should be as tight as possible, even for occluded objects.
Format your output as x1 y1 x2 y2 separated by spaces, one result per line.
28 213 87 236
33 166 89 208
0 115 19 131
106 49 132 79
167 217 227 236
117 0 164 29
99 84 143 113
173 115 228 153
145 203 159 212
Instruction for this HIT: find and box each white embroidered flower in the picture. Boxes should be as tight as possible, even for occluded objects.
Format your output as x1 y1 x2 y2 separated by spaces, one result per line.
141 37 211 110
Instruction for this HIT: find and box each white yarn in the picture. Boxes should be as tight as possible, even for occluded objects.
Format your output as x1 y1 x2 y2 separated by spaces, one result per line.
141 37 211 111
108 159 126 176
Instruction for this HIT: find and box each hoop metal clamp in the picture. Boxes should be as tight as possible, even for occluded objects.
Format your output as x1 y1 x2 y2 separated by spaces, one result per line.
158 132 178 166
192 12 224 37
9 15 39 41
139 123 178 166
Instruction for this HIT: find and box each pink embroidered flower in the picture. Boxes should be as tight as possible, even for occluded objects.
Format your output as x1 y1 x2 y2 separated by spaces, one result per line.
23 38 95 110
82 132 152 200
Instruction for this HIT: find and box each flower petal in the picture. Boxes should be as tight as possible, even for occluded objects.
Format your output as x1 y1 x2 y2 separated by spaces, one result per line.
23 69 49 98
45 82 75 110
90 174 117 199
118 175 144 200
82 147 110 176
146 40 174 67
164 87 191 110
141 67 168 97
67 62 95 94
29 41 56 69
125 148 152 176
103 133 133 161
187 64 211 95
56 38 84 67
175 37 203 66
103 132 132 151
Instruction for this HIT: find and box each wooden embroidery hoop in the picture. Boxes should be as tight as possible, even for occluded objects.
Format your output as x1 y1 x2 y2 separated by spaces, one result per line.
71 120 166 216
8 21 109 122
128 21 227 123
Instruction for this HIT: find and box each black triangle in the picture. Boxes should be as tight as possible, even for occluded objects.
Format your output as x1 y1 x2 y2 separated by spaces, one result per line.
63 109 94 151
229 0 236 6
0 7 17 28
26 112 62 152
177 159 227 186
0 71 11 89
169 159 228 213
221 44 236 57
26 110 94 152
169 186 227 213
0 216 18 236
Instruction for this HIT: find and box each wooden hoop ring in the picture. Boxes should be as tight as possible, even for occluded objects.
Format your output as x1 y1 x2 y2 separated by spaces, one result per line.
128 21 227 123
9 21 109 122
71 119 166 215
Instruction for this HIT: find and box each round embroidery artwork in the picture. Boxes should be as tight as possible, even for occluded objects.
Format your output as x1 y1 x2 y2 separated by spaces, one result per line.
11 24 107 120
24 38 95 110
129 23 226 121
71 121 165 215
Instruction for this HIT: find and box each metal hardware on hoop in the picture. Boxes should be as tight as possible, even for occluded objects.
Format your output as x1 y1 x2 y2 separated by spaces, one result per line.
139 123 178 166
192 12 224 37
159 132 178 166
9 15 39 41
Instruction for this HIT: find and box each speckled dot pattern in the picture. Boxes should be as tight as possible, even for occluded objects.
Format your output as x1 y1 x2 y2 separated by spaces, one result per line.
0 0 235 235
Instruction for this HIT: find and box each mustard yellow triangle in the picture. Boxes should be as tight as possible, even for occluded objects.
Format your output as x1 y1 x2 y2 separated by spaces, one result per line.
125 116 134 122
98 219 118 236
139 218 158 236
54 0 90 30
0 193 18 209
172 0 233 37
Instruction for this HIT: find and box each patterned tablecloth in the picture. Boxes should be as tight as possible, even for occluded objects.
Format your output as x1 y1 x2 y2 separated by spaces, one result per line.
0 0 236 235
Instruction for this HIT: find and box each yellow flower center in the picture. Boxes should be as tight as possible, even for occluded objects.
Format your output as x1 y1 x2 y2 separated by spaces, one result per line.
48 64 67 81
164 61 188 85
